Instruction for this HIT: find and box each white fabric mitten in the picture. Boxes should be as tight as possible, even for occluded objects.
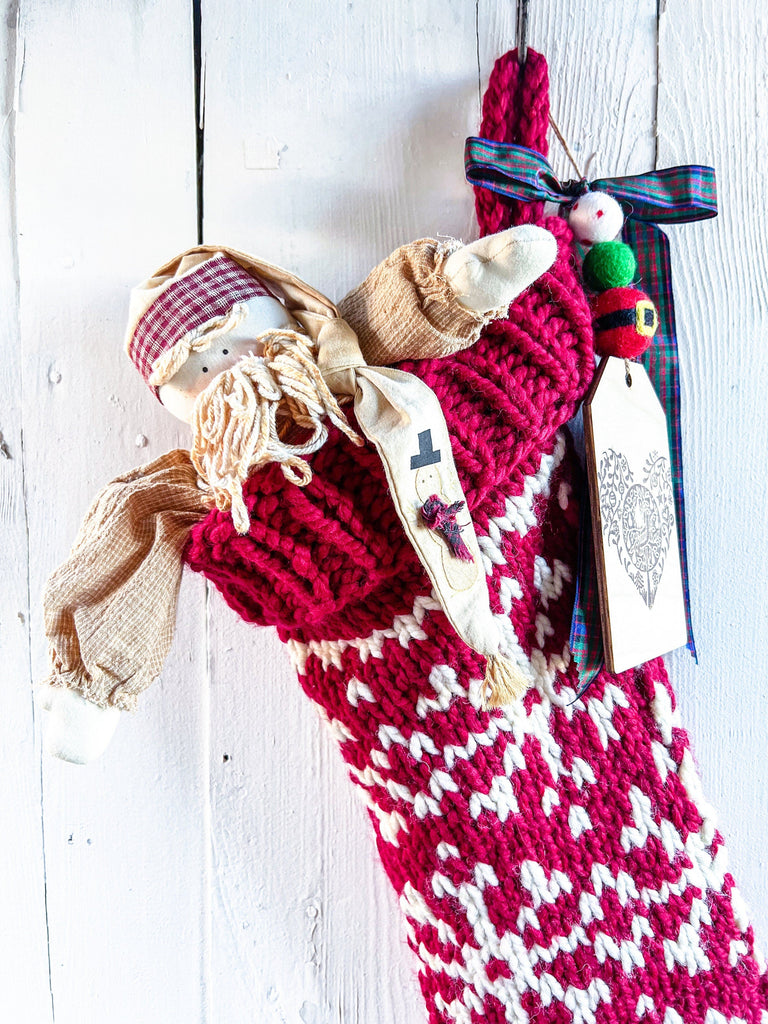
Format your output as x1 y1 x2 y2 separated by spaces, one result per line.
442 224 557 313
37 683 122 764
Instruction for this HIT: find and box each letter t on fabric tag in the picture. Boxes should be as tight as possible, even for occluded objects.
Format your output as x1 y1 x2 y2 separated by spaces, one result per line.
583 356 688 673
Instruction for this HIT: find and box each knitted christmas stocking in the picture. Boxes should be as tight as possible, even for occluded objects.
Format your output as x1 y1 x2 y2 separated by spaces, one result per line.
184 51 768 1024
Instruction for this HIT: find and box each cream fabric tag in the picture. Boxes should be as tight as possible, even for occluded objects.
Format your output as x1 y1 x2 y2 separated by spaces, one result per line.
353 366 502 661
315 318 503 661
583 356 688 672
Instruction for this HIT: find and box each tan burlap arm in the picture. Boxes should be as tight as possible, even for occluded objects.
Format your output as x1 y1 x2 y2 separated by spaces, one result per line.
338 238 492 366
43 450 210 711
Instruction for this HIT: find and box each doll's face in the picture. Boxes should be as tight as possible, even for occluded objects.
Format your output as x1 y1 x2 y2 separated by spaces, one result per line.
159 295 299 423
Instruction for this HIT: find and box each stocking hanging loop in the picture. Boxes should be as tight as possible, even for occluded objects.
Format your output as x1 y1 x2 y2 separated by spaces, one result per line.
474 48 550 235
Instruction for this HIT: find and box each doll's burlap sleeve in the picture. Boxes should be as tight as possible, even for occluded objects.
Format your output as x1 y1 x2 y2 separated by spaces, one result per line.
337 236 509 366
43 450 209 710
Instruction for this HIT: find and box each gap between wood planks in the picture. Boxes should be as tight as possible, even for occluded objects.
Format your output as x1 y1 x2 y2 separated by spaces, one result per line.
475 0 482 112
193 0 205 244
8 1 57 1017
192 3 213 1015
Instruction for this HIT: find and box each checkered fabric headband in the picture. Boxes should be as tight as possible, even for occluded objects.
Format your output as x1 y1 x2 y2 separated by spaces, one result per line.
126 253 274 396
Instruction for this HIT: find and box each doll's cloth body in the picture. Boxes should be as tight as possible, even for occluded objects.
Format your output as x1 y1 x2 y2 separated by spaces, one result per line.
41 239 496 712
183 213 768 1022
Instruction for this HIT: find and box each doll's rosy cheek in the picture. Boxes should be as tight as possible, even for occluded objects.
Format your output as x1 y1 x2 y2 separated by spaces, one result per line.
157 380 198 423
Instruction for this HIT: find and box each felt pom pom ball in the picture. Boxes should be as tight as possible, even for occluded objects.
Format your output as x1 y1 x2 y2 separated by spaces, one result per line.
568 190 624 245
590 285 659 358
583 241 637 292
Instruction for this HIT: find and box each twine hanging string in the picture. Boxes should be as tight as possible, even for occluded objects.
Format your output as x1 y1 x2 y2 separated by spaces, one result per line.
547 113 584 181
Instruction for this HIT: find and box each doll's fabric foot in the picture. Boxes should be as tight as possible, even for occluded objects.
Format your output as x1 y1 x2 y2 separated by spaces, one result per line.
36 683 122 764
442 224 557 315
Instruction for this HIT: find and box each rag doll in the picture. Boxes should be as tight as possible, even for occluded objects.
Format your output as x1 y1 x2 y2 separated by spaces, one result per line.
39 226 556 763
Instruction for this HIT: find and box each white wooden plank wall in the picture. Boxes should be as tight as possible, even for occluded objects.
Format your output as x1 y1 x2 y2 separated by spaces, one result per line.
1 2 765 1021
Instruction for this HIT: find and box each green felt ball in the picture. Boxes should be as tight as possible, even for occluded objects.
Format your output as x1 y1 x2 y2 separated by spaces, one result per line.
583 241 636 291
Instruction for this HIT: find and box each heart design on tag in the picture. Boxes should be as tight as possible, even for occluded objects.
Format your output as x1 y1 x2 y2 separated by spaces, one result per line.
597 449 675 608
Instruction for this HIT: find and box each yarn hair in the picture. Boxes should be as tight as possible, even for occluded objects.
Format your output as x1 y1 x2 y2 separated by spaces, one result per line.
190 329 362 534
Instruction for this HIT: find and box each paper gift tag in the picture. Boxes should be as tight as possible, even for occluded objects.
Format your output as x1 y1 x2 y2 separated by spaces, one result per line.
583 356 688 673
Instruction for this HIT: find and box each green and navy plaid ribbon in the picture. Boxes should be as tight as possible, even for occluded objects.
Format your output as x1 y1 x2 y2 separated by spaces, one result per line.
465 137 717 687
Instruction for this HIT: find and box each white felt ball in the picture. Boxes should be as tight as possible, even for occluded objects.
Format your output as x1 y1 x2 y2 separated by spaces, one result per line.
568 191 624 244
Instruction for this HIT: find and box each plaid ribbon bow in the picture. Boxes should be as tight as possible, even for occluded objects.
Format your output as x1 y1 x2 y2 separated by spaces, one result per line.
465 137 717 687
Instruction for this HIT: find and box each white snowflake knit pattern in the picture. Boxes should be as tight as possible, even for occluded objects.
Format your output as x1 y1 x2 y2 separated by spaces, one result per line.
289 433 768 1024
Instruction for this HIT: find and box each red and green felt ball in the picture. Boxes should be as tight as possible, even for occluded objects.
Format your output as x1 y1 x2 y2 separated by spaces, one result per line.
589 286 659 358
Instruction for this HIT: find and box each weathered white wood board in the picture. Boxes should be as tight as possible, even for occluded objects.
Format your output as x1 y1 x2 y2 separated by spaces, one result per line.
0 5 51 1020
9 2 209 1021
1 1 766 1022
658 0 768 945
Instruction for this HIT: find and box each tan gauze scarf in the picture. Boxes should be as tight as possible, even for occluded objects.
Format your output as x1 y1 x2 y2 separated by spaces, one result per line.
128 244 529 705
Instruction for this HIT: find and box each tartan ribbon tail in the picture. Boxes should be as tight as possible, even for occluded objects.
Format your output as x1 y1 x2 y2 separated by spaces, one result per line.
569 463 604 693
625 219 698 659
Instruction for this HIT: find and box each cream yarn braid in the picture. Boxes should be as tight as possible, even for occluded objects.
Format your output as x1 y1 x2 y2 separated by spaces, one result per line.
190 327 363 534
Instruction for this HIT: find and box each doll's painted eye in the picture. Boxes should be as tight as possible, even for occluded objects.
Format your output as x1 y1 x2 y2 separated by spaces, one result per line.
202 366 208 373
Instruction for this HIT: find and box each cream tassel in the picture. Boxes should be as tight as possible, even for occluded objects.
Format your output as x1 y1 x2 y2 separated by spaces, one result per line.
483 654 531 709
190 328 363 534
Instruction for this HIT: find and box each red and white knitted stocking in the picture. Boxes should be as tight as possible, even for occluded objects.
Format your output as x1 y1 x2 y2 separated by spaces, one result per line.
184 50 768 1024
